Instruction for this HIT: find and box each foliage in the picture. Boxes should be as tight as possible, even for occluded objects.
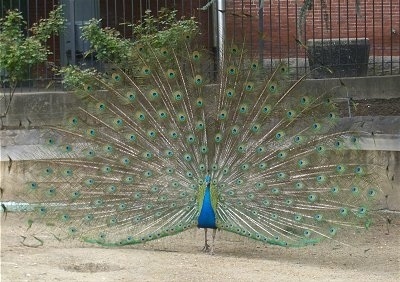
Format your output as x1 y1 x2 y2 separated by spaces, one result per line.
61 9 199 90
59 65 98 91
79 9 199 63
0 5 64 85
0 5 65 119
30 6 66 42
131 9 199 48
80 19 131 63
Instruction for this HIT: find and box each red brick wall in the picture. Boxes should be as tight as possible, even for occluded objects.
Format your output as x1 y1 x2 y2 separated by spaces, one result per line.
226 0 400 58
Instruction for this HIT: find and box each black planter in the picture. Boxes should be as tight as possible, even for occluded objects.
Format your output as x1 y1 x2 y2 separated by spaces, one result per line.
307 38 370 78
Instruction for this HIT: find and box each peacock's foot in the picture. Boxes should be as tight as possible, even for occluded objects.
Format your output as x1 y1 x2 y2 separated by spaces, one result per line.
202 244 215 255
209 247 215 255
202 243 210 252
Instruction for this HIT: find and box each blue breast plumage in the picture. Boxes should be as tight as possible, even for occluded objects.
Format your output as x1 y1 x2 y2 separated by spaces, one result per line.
197 184 217 229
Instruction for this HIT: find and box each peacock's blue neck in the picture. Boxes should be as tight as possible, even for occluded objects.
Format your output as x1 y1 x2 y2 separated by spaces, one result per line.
197 183 217 229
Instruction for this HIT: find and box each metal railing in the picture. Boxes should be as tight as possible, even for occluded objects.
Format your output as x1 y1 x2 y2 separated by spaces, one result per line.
1 0 399 89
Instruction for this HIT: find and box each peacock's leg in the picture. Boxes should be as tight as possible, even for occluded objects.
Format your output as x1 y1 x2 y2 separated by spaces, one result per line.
210 228 217 255
202 228 210 252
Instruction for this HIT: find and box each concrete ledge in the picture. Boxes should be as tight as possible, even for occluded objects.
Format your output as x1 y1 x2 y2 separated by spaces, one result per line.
1 75 399 128
0 91 76 128
297 75 400 100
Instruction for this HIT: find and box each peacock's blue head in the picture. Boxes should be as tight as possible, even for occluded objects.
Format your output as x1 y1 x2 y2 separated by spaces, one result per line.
205 174 211 185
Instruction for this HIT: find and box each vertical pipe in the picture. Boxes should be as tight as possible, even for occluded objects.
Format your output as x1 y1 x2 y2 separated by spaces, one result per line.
217 0 226 58
212 1 217 49
214 0 225 66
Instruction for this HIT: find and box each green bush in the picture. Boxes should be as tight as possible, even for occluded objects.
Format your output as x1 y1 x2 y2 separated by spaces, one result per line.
0 5 65 118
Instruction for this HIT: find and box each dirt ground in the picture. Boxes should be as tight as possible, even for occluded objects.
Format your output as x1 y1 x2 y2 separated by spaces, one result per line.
1 213 399 282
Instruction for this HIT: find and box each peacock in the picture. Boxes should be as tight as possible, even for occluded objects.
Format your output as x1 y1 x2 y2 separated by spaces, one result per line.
2 17 384 255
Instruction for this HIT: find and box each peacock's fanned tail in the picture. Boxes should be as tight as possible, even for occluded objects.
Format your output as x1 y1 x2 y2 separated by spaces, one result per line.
15 36 381 248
